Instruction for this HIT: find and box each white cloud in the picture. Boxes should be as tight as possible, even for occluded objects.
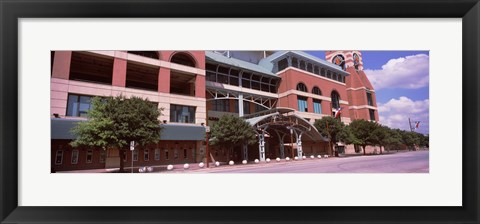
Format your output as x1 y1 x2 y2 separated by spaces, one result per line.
378 96 429 134
364 54 429 90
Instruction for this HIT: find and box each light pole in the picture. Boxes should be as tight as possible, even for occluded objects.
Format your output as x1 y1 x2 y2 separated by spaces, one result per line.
130 141 135 173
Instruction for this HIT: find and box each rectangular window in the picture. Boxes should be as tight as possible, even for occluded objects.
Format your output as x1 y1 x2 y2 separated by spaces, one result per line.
243 101 250 115
170 104 196 123
71 150 79 164
155 148 160 160
99 150 106 163
66 94 93 117
165 149 169 160
55 150 63 165
369 109 376 121
86 149 93 163
133 150 138 161
367 92 373 106
313 100 322 114
144 148 149 161
213 100 229 112
183 148 188 159
297 96 308 112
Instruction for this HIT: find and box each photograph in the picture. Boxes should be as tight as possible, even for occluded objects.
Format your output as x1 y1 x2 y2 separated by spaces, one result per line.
50 50 429 174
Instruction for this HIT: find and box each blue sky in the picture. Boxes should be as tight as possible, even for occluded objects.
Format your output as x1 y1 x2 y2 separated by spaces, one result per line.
306 51 430 135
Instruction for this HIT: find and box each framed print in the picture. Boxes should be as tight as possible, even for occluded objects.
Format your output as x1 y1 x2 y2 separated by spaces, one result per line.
1 0 479 223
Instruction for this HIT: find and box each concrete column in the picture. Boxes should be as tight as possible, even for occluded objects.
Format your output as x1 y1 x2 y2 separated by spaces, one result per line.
51 51 72 80
112 57 127 87
258 133 266 161
195 75 206 98
296 132 303 158
158 67 170 93
238 93 244 117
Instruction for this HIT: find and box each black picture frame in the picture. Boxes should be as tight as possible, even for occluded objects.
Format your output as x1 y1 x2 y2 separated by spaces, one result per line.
1 0 479 223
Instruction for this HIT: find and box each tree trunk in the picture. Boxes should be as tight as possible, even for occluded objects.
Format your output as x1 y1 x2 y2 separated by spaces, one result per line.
363 145 366 155
119 149 125 172
380 146 383 154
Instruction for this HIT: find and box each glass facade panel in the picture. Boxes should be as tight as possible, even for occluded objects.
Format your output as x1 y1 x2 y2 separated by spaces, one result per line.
297 96 308 112
313 100 322 114
170 104 196 123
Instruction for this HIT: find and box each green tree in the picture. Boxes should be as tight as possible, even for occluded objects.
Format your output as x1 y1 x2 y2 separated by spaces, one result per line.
400 130 420 150
370 124 389 154
314 117 351 156
385 128 403 152
70 95 162 172
348 119 378 155
210 115 257 161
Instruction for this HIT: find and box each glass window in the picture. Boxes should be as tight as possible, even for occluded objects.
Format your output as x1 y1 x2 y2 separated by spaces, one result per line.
327 71 332 79
165 149 169 160
144 148 149 161
321 68 326 76
313 99 322 114
183 148 188 159
212 100 230 112
331 91 340 110
133 150 138 161
66 94 94 117
86 149 93 163
369 109 376 121
297 96 308 112
278 58 288 71
292 58 298 68
367 92 373 106
170 104 196 123
296 83 308 92
71 150 79 164
243 101 250 115
312 87 322 95
55 150 63 165
155 148 160 160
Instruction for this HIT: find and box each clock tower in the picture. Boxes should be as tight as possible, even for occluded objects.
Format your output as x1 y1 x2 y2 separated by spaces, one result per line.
325 51 378 122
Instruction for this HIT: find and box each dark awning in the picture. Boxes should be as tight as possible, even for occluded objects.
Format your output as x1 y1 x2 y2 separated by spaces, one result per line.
51 118 206 141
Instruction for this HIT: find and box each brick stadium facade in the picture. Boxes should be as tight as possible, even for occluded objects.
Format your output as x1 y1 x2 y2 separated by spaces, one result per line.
51 50 378 171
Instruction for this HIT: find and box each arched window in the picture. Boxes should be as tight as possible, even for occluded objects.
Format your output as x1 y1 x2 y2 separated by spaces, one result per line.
331 91 340 109
312 86 322 95
296 83 308 92
171 52 196 67
353 53 360 70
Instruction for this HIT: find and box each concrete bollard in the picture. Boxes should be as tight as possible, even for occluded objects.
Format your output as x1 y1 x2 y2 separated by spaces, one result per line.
317 155 322 159
310 155 314 159
147 166 153 172
139 167 146 173
229 161 234 165
325 155 329 158
302 156 307 159
254 159 259 163
242 160 247 164
276 158 281 162
167 165 174 170
266 158 271 163
286 157 290 161
294 156 299 160
215 161 220 167
199 162 205 168
183 163 189 169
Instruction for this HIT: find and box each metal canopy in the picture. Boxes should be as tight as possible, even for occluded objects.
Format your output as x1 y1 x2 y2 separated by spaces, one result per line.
244 107 328 142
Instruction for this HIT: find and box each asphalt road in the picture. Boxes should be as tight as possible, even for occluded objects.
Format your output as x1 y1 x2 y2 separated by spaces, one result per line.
191 150 429 173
